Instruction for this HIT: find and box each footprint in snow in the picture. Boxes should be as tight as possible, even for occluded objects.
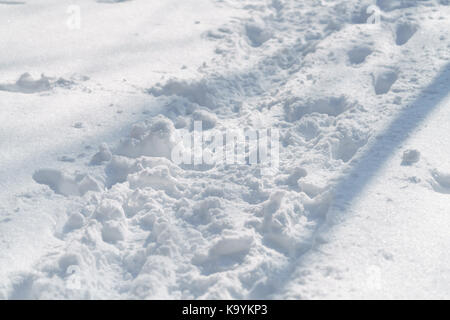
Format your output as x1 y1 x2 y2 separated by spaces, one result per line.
373 69 399 95
430 169 450 194
401 149 420 166
348 46 373 65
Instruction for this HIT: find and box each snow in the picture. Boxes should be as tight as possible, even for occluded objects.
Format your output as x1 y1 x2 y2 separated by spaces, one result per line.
0 0 449 299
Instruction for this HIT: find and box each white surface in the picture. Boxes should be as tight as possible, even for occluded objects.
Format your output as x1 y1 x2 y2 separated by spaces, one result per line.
0 0 449 299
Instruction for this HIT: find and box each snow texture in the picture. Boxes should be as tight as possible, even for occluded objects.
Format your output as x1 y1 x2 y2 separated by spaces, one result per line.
0 0 449 300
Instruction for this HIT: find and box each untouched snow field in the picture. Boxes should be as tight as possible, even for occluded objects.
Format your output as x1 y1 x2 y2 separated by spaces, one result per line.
0 0 449 299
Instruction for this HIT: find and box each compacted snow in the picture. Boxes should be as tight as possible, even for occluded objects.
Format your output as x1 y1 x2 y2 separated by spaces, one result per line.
0 0 449 299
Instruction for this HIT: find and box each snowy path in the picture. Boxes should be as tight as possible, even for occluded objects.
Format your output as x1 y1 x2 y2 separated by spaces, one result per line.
0 0 243 298
282 65 450 299
1 0 449 299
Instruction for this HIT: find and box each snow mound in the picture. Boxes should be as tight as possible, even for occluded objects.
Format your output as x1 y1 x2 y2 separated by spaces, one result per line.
148 80 219 109
0 73 51 94
116 116 176 159
0 73 78 94
32 169 102 196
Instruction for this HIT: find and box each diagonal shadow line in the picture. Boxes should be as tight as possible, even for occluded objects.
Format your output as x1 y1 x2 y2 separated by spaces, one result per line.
330 63 450 213
267 63 450 299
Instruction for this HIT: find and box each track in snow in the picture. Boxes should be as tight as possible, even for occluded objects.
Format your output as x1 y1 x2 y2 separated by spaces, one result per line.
1 0 450 299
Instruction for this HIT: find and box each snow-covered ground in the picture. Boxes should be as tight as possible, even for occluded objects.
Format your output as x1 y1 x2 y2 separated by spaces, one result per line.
0 0 449 299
